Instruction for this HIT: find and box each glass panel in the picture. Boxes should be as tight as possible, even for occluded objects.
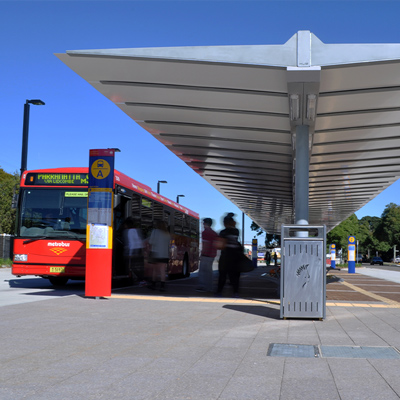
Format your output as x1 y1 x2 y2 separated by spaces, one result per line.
19 189 87 239
141 197 153 238
191 218 199 238
174 211 183 234
153 202 163 222
164 211 171 233
131 193 141 218
183 214 190 236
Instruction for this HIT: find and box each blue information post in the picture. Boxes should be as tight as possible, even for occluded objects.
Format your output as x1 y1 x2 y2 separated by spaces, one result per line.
348 236 356 274
252 238 258 269
330 244 336 269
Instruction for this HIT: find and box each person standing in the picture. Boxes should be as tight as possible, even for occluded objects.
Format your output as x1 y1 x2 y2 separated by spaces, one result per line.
274 251 278 266
148 220 171 292
265 250 271 267
215 212 242 297
196 218 218 293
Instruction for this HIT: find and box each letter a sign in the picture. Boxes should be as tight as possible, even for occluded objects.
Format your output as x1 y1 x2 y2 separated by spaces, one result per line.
89 149 114 189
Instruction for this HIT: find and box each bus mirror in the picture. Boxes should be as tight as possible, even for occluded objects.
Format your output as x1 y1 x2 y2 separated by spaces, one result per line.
11 194 18 209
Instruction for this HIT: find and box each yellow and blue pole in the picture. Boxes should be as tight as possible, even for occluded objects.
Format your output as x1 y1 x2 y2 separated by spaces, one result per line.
252 238 258 269
330 244 336 269
348 236 356 274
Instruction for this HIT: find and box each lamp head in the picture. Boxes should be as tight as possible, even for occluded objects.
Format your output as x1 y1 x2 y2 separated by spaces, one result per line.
28 99 45 106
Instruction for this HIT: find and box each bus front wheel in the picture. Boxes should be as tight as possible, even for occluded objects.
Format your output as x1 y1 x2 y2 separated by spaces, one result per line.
49 276 69 286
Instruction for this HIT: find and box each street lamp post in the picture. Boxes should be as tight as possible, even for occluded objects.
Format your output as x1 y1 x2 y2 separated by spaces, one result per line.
157 180 167 194
20 99 45 176
176 194 185 203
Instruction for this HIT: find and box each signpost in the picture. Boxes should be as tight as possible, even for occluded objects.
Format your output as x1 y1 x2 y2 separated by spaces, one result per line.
252 238 258 269
348 236 356 274
85 149 115 297
330 244 336 269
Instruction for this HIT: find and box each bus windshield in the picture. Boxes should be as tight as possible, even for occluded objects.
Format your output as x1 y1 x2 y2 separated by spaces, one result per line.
19 188 87 240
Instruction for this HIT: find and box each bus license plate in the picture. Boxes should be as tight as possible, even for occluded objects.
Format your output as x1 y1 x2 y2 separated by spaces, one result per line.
50 267 65 273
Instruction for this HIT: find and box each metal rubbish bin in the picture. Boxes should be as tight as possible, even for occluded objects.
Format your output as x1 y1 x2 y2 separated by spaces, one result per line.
280 225 326 320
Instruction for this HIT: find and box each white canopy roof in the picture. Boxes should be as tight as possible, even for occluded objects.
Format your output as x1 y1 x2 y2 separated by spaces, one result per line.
56 31 400 233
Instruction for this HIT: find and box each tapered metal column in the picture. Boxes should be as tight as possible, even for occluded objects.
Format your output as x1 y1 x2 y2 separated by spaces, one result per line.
295 125 309 226
20 102 31 176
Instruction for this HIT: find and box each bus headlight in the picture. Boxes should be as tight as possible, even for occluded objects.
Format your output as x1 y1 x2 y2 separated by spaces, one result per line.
14 254 28 262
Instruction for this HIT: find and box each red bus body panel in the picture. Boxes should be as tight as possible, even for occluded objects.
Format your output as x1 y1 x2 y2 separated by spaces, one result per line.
13 238 86 277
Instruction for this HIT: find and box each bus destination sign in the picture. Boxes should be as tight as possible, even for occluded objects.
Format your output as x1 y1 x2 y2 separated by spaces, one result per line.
25 173 89 186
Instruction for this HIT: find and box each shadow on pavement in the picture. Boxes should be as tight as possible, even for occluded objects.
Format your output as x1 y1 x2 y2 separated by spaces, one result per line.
223 304 281 319
6 276 86 298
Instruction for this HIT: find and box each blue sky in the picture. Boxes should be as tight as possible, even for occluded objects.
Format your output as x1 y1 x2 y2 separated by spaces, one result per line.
2 0 400 242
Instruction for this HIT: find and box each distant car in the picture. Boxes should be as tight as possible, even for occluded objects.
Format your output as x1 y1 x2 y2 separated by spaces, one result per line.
356 254 363 263
370 257 383 266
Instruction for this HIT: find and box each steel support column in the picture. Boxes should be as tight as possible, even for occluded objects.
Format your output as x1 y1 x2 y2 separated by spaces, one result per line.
295 125 309 227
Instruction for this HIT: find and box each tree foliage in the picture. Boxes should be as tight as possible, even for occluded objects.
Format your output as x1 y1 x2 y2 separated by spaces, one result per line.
327 214 359 251
375 203 400 248
249 202 400 261
326 204 400 260
0 167 20 234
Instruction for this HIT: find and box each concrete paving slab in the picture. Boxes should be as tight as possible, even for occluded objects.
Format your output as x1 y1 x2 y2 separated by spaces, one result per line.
357 267 400 283
2 267 400 399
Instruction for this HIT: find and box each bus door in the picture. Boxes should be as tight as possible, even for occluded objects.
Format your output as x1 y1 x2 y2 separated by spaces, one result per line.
113 193 131 276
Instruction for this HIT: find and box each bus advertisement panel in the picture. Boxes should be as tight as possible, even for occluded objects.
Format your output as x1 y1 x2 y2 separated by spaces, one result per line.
12 168 199 286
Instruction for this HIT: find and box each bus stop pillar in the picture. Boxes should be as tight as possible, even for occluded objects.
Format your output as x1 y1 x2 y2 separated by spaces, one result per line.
252 238 258 268
348 236 356 273
330 244 336 269
85 149 115 298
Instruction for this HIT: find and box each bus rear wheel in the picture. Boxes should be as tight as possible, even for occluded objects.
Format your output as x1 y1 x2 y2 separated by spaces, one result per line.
49 277 69 286
182 256 190 278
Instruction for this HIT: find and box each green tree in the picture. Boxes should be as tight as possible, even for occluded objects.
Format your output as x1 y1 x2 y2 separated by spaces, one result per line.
375 203 400 259
0 167 20 234
327 213 360 253
358 216 381 258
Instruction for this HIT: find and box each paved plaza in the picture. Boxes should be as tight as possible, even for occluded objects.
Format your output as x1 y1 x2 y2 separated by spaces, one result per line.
1 266 400 400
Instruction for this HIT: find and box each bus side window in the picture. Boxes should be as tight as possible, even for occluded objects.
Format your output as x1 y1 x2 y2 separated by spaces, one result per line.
191 218 199 238
141 196 153 238
174 211 182 235
164 211 171 232
183 215 190 237
153 202 163 222
131 193 141 219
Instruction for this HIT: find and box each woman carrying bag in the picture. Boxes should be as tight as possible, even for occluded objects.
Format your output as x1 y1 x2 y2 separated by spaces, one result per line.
215 213 242 298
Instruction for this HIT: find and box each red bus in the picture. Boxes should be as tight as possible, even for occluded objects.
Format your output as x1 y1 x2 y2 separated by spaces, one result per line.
12 168 199 286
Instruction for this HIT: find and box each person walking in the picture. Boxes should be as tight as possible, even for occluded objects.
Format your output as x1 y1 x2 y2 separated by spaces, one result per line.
215 212 242 298
274 251 278 266
196 218 218 293
122 217 144 281
147 220 171 292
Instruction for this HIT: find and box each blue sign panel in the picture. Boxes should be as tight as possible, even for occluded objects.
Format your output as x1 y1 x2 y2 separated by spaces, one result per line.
89 149 115 189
